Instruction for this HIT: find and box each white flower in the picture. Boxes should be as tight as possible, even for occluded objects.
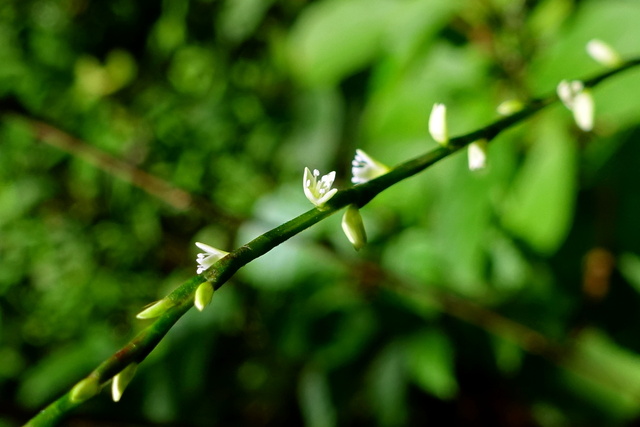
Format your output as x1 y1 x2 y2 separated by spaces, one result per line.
112 363 137 402
196 241 229 274
557 80 595 131
351 149 390 184
429 103 449 146
303 167 338 207
194 282 214 311
586 39 622 68
341 204 367 251
468 139 488 171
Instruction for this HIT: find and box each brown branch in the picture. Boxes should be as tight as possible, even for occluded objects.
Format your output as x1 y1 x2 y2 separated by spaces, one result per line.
13 116 243 227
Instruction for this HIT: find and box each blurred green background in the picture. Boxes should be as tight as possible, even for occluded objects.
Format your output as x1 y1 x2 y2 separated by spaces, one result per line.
3 0 640 425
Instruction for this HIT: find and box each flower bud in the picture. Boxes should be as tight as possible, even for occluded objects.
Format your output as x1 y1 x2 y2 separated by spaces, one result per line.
497 99 524 116
194 282 214 311
468 139 488 171
341 205 367 251
112 363 138 402
429 103 449 146
70 376 100 403
573 89 595 132
586 39 622 68
136 298 174 319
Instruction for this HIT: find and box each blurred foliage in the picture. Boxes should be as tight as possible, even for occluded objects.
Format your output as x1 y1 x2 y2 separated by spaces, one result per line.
2 0 640 426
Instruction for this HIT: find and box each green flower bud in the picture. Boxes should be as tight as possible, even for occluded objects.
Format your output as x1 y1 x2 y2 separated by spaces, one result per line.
341 205 367 251
70 376 100 403
112 363 138 402
194 282 214 311
136 298 174 319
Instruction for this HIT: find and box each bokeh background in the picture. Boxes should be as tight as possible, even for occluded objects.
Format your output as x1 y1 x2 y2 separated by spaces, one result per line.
3 0 640 425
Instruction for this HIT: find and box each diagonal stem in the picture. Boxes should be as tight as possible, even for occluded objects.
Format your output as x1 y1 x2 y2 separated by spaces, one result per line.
24 57 640 427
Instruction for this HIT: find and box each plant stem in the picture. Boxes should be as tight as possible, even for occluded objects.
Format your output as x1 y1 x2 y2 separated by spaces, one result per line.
23 57 640 427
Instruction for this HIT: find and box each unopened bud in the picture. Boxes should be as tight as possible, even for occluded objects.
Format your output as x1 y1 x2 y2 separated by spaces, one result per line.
341 205 367 251
468 139 488 171
194 282 214 311
136 298 174 319
586 39 622 68
573 89 595 132
497 99 524 116
70 376 100 403
429 103 449 146
112 363 138 402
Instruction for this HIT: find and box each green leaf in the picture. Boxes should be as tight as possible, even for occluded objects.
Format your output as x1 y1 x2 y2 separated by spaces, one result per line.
618 253 640 295
298 367 336 427
367 343 408 426
501 116 577 254
561 329 640 420
404 329 458 400
287 0 394 86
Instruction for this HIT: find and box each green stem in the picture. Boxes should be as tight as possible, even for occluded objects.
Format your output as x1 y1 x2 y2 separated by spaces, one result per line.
24 57 640 427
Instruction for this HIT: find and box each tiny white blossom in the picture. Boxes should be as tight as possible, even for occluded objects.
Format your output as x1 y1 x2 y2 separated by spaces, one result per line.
351 149 390 184
429 103 449 146
557 80 584 110
195 241 229 274
586 39 622 68
557 80 595 131
341 204 367 251
303 167 338 207
468 139 488 171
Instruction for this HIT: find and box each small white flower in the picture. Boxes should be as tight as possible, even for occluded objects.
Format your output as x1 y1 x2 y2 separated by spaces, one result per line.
586 39 622 68
195 242 229 274
194 282 214 311
341 204 367 251
429 103 449 146
303 167 338 207
557 80 595 131
557 80 584 110
351 149 390 184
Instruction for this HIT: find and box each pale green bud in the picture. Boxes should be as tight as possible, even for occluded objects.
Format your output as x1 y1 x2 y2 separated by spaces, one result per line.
136 298 174 319
194 282 214 311
341 205 367 251
112 363 138 402
496 99 524 116
70 376 100 403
